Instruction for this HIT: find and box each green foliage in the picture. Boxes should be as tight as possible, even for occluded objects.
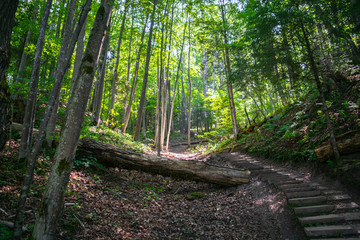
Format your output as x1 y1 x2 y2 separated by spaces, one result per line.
81 123 151 153
0 224 12 240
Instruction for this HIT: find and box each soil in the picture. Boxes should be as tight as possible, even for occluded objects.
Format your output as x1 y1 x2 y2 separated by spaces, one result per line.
1 140 307 240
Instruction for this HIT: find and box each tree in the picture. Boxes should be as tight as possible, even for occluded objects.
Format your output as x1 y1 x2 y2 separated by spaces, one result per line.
134 0 157 141
13 0 93 237
18 0 53 161
0 0 19 151
32 0 112 238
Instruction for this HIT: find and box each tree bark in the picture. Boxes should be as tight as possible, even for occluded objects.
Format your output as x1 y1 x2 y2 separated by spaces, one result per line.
0 0 19 151
122 15 134 120
32 1 112 238
78 137 250 185
122 15 149 133
202 49 209 132
134 0 157 141
15 4 39 85
92 21 111 125
18 0 53 161
187 19 192 147
299 20 341 162
108 0 129 117
13 0 93 238
220 2 238 137
165 18 187 151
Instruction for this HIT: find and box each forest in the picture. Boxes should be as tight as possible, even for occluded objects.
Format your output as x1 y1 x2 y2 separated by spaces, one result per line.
0 0 360 239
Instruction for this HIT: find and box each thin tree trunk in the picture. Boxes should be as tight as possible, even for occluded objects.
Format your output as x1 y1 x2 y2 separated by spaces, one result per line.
122 15 149 133
18 0 53 161
122 14 134 120
165 18 187 151
108 0 129 118
32 1 112 238
154 55 160 147
70 15 87 94
93 22 111 125
156 0 169 154
299 20 340 162
15 5 39 85
187 19 192 147
134 0 157 141
220 2 238 137
13 0 93 237
180 57 187 134
202 49 209 132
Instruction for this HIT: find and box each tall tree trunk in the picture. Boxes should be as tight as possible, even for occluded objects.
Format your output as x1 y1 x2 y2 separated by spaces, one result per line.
0 0 19 151
122 14 134 120
15 4 39 85
299 20 340 162
122 15 149 133
13 0 93 237
165 18 187 151
202 49 209 132
47 4 88 147
108 0 129 118
92 22 111 125
220 2 238 137
187 19 192 147
32 1 112 238
18 0 53 161
154 55 160 147
70 15 87 93
156 0 169 155
134 0 157 141
180 58 187 134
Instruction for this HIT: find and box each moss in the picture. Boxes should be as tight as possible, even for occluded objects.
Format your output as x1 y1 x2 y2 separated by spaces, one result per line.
38 197 48 217
57 158 71 175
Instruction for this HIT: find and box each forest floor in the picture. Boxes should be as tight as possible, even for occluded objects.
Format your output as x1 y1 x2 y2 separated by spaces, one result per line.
2 137 360 239
0 137 312 240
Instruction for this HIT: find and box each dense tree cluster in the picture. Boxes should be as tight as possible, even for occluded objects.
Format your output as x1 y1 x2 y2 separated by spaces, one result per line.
0 0 358 238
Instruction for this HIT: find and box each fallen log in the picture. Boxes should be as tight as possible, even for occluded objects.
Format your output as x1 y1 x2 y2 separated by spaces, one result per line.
314 130 360 161
78 137 250 186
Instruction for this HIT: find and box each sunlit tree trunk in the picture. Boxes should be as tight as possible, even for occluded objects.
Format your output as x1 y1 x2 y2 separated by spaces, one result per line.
220 2 238 137
122 15 149 133
18 0 53 161
134 0 157 141
187 19 192 147
13 0 92 237
108 0 129 118
15 5 39 85
32 1 112 238
93 22 111 125
122 15 134 121
202 49 209 132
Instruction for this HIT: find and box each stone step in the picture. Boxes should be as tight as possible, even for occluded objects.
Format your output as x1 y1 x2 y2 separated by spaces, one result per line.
279 183 310 190
288 196 327 206
299 212 360 225
335 202 360 212
294 205 335 215
323 190 345 195
284 186 317 193
304 225 357 237
286 190 321 199
328 194 352 201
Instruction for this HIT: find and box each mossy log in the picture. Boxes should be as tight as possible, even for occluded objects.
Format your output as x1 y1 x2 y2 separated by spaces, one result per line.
78 137 250 186
314 130 360 161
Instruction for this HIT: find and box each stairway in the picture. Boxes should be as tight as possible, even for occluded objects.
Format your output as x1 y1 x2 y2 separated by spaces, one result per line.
227 153 360 240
